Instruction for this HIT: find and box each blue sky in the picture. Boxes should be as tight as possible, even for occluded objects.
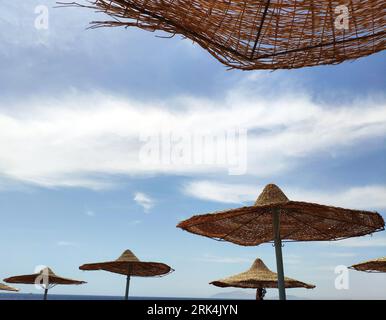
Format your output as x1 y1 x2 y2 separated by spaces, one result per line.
0 1 385 299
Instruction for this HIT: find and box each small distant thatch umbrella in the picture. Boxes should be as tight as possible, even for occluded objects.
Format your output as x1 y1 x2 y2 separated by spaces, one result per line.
350 257 386 273
79 250 174 300
210 258 315 300
59 1 385 70
178 184 384 300
4 267 86 300
0 283 19 292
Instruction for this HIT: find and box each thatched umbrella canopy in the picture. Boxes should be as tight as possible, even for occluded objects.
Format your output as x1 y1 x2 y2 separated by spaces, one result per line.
350 256 386 273
210 258 315 300
60 0 385 70
177 184 385 300
79 250 174 300
0 283 19 292
4 267 86 300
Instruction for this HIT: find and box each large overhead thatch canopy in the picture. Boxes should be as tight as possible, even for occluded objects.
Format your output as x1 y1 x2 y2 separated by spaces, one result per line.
62 0 385 70
177 184 385 246
178 183 385 300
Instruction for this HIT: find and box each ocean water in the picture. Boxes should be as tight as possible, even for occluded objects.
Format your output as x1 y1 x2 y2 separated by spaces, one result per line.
0 293 192 300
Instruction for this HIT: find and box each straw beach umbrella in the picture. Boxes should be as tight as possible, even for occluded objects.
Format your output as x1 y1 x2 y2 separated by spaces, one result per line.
60 0 385 70
210 258 315 300
79 250 174 300
177 184 385 300
0 283 19 292
350 256 386 273
4 267 86 300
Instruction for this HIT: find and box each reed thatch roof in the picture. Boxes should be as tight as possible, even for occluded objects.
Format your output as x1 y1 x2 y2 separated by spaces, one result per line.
61 0 385 70
0 283 19 292
79 250 174 277
4 267 86 287
350 256 386 273
210 258 315 289
177 184 385 246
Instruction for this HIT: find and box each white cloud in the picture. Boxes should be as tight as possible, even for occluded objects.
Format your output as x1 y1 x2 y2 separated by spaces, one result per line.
197 254 252 264
134 192 154 212
324 252 357 258
184 180 257 204
288 185 386 210
329 237 386 248
57 241 76 247
184 180 386 210
283 254 302 265
85 210 95 217
314 265 336 272
129 220 142 225
0 89 385 189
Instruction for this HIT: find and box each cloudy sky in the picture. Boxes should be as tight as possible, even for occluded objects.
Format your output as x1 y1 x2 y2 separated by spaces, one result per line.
0 1 385 299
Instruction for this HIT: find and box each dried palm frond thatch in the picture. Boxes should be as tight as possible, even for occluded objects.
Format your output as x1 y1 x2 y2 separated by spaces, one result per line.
79 250 174 300
0 283 19 292
79 249 173 277
4 267 86 300
210 258 315 289
350 256 386 273
177 183 385 300
59 0 385 70
177 184 385 246
4 267 86 286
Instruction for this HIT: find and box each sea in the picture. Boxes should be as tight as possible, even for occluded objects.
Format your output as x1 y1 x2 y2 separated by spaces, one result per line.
0 293 195 300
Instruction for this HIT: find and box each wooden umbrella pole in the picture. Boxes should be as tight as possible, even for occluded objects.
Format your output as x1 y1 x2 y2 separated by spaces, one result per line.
273 208 286 300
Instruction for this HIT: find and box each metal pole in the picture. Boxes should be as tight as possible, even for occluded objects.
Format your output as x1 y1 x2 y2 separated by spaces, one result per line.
273 208 286 300
43 288 48 300
124 274 131 300
124 272 131 300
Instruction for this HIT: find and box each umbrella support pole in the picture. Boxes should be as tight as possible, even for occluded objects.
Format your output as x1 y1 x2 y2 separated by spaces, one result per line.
124 274 131 300
43 288 48 300
273 208 286 301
